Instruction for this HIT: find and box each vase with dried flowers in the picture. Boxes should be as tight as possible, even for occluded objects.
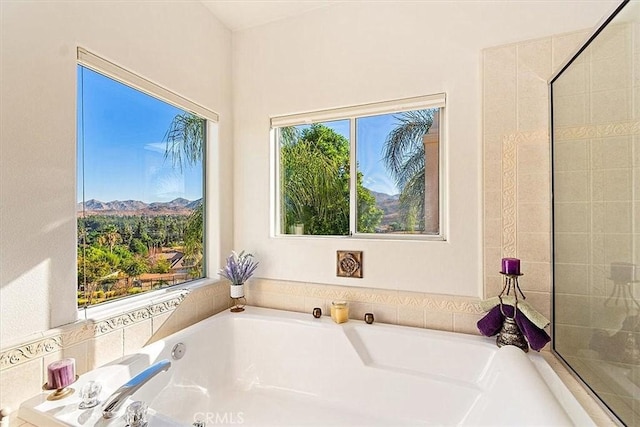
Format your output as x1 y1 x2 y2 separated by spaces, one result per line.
218 251 259 311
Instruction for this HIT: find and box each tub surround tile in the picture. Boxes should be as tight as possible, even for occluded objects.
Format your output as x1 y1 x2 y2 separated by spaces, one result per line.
61 342 89 376
397 306 426 329
519 261 551 293
123 319 153 356
484 274 503 299
303 296 326 313
245 279 482 333
88 330 124 371
425 311 454 332
347 301 373 321
517 202 551 233
516 232 551 263
370 304 398 325
0 359 42 422
151 311 172 336
453 313 484 335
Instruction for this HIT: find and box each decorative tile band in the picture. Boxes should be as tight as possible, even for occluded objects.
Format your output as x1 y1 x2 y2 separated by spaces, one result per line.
501 129 550 258
248 278 483 315
0 292 188 371
502 134 517 257
555 120 640 141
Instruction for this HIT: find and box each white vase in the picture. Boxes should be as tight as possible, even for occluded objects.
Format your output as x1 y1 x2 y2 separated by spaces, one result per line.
230 284 245 298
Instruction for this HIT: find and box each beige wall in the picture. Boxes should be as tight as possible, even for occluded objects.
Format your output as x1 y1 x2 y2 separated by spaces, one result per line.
0 0 233 421
0 0 234 345
232 0 615 298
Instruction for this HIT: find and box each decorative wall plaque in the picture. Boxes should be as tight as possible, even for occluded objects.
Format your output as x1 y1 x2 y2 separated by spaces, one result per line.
337 251 363 278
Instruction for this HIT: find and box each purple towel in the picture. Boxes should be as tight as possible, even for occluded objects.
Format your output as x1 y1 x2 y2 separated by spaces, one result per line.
477 304 550 351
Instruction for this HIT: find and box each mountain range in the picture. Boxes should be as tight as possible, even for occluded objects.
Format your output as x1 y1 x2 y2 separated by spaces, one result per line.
78 198 201 216
369 190 401 227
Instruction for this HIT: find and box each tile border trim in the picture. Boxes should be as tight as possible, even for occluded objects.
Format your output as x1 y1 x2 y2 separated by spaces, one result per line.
555 120 640 141
248 279 483 314
0 293 187 371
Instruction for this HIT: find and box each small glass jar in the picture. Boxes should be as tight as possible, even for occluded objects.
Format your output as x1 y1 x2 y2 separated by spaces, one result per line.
330 301 349 324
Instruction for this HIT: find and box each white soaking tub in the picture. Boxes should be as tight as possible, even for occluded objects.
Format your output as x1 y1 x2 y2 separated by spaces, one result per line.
20 306 593 426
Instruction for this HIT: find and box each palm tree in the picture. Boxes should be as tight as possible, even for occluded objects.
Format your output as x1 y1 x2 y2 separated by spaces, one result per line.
164 113 205 277
97 225 121 253
164 113 205 172
382 109 435 232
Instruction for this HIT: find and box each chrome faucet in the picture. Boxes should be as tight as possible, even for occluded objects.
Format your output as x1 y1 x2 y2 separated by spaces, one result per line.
102 359 171 419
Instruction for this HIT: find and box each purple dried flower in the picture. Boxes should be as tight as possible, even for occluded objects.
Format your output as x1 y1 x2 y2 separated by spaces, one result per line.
218 250 259 285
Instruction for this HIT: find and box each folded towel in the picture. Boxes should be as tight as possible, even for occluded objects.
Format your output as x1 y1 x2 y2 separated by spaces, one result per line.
477 305 551 351
479 296 550 329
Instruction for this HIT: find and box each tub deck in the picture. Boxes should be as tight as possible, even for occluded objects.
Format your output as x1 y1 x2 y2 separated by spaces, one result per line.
20 306 593 426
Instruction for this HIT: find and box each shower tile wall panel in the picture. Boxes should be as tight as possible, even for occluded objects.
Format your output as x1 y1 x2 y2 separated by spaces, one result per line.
553 22 638 348
482 31 590 322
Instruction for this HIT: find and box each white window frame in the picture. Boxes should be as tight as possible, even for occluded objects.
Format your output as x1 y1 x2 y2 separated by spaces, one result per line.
271 94 446 241
76 47 220 319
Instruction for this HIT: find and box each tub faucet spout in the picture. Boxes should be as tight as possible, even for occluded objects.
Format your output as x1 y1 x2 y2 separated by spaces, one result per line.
102 359 171 419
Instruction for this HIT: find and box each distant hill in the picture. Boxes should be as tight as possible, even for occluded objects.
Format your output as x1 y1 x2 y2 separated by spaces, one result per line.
78 198 201 216
369 190 401 228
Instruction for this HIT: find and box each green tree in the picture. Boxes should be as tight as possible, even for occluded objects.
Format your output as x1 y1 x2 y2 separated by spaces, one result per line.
123 255 149 287
78 246 119 305
183 201 204 277
281 124 382 235
152 257 172 274
382 109 434 231
97 225 121 253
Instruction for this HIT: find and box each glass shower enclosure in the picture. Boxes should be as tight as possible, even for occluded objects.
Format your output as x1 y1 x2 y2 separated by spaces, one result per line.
551 0 640 425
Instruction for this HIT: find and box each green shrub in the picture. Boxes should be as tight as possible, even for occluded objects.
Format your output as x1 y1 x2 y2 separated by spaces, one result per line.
128 287 143 295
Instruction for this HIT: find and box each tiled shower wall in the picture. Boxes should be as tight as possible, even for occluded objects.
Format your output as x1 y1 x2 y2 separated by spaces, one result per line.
483 30 591 321
554 21 640 353
552 21 640 424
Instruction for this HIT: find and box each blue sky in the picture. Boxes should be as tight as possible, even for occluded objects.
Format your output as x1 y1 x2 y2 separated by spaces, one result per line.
312 116 401 196
77 66 203 203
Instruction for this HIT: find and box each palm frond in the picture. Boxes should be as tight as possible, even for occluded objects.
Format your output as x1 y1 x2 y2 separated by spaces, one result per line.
164 113 205 171
382 109 433 178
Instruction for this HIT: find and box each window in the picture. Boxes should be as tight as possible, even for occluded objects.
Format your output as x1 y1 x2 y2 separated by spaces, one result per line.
272 94 444 238
76 49 216 308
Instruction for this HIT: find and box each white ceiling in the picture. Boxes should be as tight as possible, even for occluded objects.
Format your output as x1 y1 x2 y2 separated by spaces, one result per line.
200 1 341 32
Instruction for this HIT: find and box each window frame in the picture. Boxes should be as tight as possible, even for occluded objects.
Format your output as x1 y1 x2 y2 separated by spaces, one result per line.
76 47 219 316
271 94 446 241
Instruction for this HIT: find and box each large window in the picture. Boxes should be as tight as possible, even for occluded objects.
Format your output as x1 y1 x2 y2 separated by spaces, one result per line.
273 95 444 238
77 51 213 308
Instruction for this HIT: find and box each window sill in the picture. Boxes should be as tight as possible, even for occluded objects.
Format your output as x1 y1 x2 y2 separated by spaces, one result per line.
77 277 217 323
272 233 446 242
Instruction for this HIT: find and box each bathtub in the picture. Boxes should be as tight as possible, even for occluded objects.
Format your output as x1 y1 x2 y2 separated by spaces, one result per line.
20 306 594 426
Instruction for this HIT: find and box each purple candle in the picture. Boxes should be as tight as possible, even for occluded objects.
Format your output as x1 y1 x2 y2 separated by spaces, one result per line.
47 358 76 389
501 258 520 275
